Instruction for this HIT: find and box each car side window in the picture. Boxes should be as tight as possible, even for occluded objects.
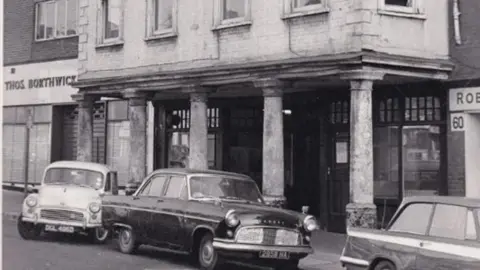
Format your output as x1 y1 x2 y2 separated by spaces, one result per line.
389 203 433 235
138 175 167 197
465 210 477 241
429 204 468 240
164 176 186 199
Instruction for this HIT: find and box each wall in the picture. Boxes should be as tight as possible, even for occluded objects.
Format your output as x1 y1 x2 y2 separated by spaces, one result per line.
79 0 449 77
3 0 78 66
464 113 480 198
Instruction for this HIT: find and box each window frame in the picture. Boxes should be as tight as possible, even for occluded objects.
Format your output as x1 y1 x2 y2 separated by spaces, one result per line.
97 0 124 46
34 0 79 42
146 0 178 39
213 0 252 29
378 0 425 16
283 0 329 18
135 173 168 197
163 175 188 200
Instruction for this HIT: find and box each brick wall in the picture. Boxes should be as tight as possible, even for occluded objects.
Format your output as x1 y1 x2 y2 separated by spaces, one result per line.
80 0 449 77
446 112 466 196
3 0 78 66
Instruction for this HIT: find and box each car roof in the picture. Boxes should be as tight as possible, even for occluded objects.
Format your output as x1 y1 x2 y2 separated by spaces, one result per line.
45 161 114 174
150 168 251 179
402 196 480 208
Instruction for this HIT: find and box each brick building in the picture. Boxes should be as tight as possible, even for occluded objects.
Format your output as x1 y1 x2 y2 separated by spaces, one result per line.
71 0 455 232
447 0 480 199
2 0 130 187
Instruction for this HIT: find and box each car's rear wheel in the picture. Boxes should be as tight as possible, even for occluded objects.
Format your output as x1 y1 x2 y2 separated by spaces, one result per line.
116 227 138 254
374 260 396 270
17 214 41 240
198 233 221 270
275 259 299 270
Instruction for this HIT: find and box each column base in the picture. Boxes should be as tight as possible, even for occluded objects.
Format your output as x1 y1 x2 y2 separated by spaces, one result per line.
263 195 287 208
346 203 377 230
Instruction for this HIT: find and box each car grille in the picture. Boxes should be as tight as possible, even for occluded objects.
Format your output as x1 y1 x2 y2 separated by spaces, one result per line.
235 227 301 246
40 209 84 222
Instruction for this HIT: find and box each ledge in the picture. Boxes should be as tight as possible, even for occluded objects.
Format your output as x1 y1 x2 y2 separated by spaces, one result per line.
282 8 330 20
95 40 125 50
212 21 252 31
378 10 426 20
144 32 178 42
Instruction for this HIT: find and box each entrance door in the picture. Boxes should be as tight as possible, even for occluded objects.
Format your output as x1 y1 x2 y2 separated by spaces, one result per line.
327 130 350 233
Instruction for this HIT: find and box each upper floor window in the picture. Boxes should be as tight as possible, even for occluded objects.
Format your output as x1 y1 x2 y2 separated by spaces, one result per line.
380 0 423 15
283 0 328 18
293 0 322 10
214 0 251 28
146 0 177 38
35 0 78 41
97 0 124 45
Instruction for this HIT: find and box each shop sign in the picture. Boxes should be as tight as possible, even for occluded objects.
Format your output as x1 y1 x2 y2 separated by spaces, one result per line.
450 112 466 132
449 87 480 112
3 59 78 106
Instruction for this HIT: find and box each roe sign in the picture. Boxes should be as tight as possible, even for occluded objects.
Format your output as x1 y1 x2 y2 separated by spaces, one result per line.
449 87 480 112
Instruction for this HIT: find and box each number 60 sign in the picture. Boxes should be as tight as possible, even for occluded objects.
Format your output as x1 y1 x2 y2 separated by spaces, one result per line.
450 113 466 131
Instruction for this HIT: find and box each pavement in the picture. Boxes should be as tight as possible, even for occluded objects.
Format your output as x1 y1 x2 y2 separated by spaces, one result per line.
2 189 345 270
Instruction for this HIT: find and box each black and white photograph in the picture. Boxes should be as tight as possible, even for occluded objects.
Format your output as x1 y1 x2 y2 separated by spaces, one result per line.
2 0 480 269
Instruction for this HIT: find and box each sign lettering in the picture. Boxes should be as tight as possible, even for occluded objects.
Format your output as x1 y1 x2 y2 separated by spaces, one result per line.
450 113 466 132
4 75 77 91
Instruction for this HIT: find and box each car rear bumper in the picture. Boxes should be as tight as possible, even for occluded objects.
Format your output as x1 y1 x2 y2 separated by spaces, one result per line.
340 255 369 270
212 238 314 254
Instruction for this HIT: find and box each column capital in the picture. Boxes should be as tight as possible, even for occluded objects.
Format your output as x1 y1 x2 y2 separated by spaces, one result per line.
340 70 385 81
123 89 148 106
254 78 285 97
71 93 98 108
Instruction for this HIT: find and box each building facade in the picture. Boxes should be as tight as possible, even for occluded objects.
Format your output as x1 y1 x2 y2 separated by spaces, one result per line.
72 0 454 232
447 0 480 199
2 0 132 188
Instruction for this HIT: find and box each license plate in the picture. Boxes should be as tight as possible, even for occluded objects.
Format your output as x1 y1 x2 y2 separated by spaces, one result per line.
44 225 75 233
259 250 290 259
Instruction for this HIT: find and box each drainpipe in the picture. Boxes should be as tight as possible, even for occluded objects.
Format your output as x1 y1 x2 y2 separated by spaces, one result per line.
453 0 462 45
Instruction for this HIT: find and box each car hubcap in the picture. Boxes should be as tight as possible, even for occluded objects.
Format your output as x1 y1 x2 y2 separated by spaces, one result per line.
96 227 108 241
120 230 131 246
201 241 214 264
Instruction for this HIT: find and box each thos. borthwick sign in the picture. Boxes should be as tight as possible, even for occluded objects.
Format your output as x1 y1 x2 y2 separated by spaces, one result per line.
4 75 76 90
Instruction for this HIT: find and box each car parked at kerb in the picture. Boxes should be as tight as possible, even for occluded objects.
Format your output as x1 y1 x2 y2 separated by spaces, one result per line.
101 168 319 270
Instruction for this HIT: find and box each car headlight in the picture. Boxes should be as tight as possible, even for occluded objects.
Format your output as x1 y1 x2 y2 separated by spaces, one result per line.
26 196 37 207
225 210 240 227
303 215 319 232
88 202 101 213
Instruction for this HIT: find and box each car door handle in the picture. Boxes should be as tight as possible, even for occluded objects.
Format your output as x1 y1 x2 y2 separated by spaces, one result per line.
419 241 431 247
157 199 164 203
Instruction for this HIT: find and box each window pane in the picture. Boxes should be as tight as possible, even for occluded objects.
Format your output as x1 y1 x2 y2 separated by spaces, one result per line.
466 211 477 241
223 0 245 20
402 126 441 197
3 107 16 123
429 204 467 240
36 4 46 39
148 175 168 197
155 0 173 31
105 0 121 39
139 180 153 196
33 105 52 123
385 0 411 6
164 176 186 198
56 0 67 36
46 2 56 39
374 127 399 199
66 0 78 35
389 203 433 235
294 0 321 8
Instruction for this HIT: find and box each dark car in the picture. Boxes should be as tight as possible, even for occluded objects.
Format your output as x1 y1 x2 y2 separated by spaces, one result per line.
340 196 480 270
101 168 319 270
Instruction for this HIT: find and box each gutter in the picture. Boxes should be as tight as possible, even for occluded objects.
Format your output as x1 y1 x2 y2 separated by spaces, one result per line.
453 0 462 45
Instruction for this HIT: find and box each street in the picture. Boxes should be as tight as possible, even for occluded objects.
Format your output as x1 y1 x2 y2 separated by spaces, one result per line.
2 218 342 270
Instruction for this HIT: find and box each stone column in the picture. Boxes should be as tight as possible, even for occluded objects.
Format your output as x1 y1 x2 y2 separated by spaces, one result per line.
341 71 384 230
124 89 148 193
71 93 96 162
255 78 286 208
187 86 209 170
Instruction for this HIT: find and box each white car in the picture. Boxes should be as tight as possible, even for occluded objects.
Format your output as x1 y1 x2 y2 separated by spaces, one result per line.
17 161 119 243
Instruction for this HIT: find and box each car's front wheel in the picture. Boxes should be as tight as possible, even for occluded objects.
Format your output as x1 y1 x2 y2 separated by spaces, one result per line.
275 259 299 270
198 233 221 270
17 214 41 240
116 227 138 254
374 260 396 270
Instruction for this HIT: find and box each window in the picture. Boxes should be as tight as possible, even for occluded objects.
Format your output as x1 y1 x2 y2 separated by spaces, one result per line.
147 0 177 38
385 0 411 6
466 211 477 241
214 0 251 27
373 127 399 199
429 204 467 240
35 0 78 41
389 203 433 235
164 176 186 199
139 175 167 197
99 0 123 43
380 0 422 14
284 0 327 17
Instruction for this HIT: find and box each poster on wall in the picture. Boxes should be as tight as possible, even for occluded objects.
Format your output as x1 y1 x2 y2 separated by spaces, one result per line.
336 142 348 163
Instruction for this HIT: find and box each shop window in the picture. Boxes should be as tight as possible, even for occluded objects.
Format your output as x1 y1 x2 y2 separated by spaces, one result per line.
230 108 262 129
405 96 443 122
106 100 129 186
329 100 349 124
373 127 399 199
378 97 401 123
35 0 78 41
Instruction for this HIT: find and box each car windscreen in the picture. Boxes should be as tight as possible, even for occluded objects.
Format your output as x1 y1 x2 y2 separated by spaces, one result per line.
44 168 104 190
189 176 264 204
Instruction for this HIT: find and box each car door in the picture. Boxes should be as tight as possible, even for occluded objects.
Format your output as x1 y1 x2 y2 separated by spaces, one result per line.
416 204 480 270
386 202 435 270
151 174 188 250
